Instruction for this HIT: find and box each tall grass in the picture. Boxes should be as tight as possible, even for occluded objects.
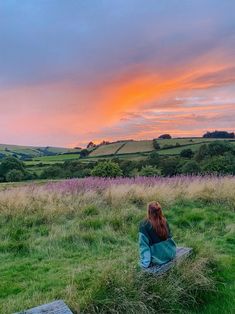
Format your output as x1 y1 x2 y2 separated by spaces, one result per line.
0 176 234 313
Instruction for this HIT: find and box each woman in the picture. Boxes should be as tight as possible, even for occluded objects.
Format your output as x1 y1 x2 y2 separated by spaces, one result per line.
139 201 176 269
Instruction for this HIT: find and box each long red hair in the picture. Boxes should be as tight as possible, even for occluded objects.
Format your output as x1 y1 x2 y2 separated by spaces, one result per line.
147 201 168 240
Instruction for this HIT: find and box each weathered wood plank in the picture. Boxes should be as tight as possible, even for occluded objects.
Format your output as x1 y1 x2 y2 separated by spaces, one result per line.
15 300 73 314
143 247 193 275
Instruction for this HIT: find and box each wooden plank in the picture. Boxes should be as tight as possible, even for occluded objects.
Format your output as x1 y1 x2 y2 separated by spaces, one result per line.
15 300 73 314
143 247 193 275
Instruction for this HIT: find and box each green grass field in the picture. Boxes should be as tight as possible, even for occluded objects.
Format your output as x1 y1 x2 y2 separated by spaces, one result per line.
117 140 154 154
1 138 235 169
0 144 80 159
33 153 81 163
0 177 234 313
89 142 127 157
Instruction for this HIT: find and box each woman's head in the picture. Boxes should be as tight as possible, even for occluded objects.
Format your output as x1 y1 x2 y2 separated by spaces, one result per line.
147 201 168 240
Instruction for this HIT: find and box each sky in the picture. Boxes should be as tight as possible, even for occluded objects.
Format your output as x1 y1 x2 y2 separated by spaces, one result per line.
0 0 235 147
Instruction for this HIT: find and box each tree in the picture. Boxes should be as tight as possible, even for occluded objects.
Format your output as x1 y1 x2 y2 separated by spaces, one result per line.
194 144 209 162
6 169 24 182
87 141 96 148
158 134 172 139
153 139 160 149
146 151 161 166
91 161 122 177
99 140 110 146
202 154 235 174
118 160 138 177
180 161 201 175
160 157 180 176
139 165 160 177
41 165 63 179
203 130 234 138
0 156 26 181
180 149 194 158
80 149 89 158
207 141 233 156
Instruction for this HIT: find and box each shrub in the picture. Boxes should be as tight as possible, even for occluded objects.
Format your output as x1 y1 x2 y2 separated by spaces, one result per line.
80 149 89 158
146 151 160 166
6 169 24 182
40 165 63 179
181 161 201 175
0 156 26 181
160 157 180 176
158 134 172 139
91 161 123 177
180 148 194 158
139 165 160 177
153 139 160 149
202 155 235 174
203 130 234 138
207 141 234 156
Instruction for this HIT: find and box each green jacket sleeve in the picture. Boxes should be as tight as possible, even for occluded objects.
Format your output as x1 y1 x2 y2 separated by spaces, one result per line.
139 232 151 268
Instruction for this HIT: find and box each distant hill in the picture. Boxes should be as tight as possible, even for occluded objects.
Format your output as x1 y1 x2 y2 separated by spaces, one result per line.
0 144 80 160
1 137 235 164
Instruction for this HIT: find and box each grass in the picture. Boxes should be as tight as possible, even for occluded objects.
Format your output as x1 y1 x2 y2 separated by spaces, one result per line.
158 143 206 155
89 142 127 157
33 153 81 162
0 176 234 313
117 140 154 154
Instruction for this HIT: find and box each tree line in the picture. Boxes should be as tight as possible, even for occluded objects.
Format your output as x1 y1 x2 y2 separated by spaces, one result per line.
0 140 234 182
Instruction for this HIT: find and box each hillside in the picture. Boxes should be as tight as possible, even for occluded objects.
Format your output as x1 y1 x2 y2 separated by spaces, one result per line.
0 144 81 160
1 138 235 171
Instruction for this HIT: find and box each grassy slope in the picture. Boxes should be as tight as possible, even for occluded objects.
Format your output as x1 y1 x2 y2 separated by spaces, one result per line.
0 178 234 313
117 140 154 154
89 142 127 157
0 144 80 158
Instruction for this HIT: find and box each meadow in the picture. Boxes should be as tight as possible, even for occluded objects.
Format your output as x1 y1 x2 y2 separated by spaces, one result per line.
0 176 234 313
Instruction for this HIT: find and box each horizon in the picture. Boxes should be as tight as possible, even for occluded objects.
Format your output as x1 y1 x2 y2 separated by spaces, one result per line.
1 0 235 147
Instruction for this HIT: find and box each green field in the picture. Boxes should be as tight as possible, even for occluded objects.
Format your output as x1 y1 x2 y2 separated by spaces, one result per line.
117 140 154 154
0 144 80 159
1 138 235 168
89 142 127 157
33 153 81 163
0 177 234 313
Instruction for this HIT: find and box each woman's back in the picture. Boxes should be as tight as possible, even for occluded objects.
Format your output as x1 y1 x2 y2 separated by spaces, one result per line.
139 201 176 268
139 219 176 267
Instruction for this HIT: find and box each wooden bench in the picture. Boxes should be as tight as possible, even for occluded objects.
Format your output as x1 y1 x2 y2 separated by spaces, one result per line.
143 247 193 275
15 300 73 314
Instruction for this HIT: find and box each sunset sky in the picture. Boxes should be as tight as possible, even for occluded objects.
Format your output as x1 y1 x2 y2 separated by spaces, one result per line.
0 0 235 147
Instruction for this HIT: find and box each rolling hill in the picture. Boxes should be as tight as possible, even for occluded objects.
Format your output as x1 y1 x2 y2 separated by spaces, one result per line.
0 138 235 167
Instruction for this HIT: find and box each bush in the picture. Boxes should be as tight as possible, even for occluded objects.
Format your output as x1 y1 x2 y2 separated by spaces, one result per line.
119 160 138 177
202 154 235 174
139 165 160 176
0 156 26 181
180 148 194 158
160 157 180 176
207 141 234 156
146 151 160 166
203 130 234 138
181 161 201 175
80 149 89 158
40 165 63 179
91 161 123 177
6 169 24 182
158 134 172 139
153 139 160 149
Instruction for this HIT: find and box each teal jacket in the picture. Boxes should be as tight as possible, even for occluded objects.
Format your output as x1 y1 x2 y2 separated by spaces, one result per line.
139 219 176 268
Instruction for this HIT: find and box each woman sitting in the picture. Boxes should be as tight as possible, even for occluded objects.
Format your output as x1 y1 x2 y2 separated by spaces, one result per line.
139 201 176 269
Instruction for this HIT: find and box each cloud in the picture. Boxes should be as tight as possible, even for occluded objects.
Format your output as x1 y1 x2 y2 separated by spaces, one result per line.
0 0 234 146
